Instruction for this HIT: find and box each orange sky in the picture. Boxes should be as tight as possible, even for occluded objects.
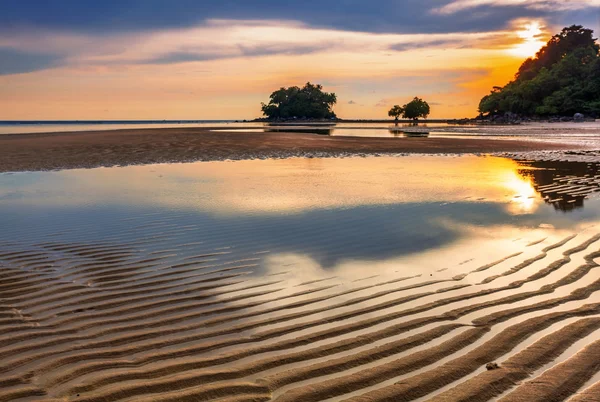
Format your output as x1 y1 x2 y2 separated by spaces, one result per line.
0 19 549 120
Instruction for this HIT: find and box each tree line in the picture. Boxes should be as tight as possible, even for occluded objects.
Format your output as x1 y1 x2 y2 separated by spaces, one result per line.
479 25 600 117
260 25 600 121
260 83 431 121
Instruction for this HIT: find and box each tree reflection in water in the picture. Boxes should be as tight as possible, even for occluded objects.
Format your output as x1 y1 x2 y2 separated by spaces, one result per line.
517 160 600 212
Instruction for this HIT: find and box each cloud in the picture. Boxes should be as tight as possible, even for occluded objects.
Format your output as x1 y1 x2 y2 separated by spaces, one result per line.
0 48 62 75
390 39 462 52
0 8 567 119
0 0 542 35
433 0 600 15
148 43 330 64
0 18 524 75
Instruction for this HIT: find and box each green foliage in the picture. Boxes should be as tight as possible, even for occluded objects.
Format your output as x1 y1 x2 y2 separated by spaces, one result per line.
388 105 404 120
402 97 431 120
261 82 337 120
388 98 431 121
479 25 600 117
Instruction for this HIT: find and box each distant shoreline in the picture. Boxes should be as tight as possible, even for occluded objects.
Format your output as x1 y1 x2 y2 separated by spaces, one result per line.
0 120 237 126
252 118 468 124
0 118 466 126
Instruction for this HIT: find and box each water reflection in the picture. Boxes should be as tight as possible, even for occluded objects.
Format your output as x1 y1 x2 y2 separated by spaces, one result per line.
518 160 600 212
264 127 332 135
260 224 581 282
3 156 600 400
0 156 558 214
218 124 433 137
1 156 598 272
264 126 431 137
210 122 600 147
501 171 540 215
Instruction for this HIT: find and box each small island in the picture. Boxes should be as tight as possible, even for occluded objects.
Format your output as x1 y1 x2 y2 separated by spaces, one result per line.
260 82 338 121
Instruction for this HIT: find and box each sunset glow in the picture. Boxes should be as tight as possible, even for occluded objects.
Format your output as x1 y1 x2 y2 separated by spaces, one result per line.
0 1 598 120
509 21 547 58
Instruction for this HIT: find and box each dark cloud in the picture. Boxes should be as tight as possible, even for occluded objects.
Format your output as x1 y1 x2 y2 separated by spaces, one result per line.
0 48 62 75
148 44 330 65
0 0 582 36
2 0 598 76
389 39 461 52
348 100 357 104
149 52 223 64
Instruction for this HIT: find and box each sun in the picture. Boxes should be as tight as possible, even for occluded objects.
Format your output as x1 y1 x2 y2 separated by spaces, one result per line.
509 21 546 58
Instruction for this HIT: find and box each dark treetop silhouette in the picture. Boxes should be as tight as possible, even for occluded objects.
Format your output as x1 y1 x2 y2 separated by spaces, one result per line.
388 97 431 121
388 105 404 122
261 82 337 120
479 25 600 118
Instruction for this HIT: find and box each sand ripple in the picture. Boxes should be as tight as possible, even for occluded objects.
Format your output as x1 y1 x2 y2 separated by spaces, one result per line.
1 217 600 401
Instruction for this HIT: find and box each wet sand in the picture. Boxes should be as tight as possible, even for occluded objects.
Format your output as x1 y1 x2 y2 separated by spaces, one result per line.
2 147 600 401
2 218 600 401
0 127 579 172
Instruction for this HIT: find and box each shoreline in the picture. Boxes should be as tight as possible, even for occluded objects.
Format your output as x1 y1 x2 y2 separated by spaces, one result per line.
0 127 586 173
2 130 600 401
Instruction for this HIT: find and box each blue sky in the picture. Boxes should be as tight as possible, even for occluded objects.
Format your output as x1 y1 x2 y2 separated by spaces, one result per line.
1 0 599 119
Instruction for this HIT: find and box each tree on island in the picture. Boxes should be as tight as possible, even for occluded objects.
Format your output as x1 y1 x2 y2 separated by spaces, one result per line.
261 82 337 120
388 97 431 122
479 25 600 118
404 97 431 120
388 105 404 122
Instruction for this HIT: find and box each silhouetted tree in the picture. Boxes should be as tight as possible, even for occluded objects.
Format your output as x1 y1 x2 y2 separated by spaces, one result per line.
388 105 404 122
261 82 337 120
402 97 431 120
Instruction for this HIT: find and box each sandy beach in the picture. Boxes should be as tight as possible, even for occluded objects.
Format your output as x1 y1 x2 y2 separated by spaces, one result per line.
2 155 600 401
0 127 580 172
2 222 600 401
5 1 600 400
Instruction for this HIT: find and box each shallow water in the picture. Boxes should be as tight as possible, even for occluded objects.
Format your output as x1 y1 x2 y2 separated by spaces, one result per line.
1 155 599 277
0 120 256 135
213 121 600 147
2 155 600 401
5 121 600 149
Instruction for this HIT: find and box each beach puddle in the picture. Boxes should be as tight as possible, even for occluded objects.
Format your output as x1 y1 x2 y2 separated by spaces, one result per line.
1 155 600 401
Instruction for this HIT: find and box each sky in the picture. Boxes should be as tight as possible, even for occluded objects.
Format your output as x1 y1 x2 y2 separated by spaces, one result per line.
1 0 599 120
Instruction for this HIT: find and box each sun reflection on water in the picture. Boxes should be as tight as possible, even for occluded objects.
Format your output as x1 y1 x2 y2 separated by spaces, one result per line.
0 156 550 215
501 170 540 214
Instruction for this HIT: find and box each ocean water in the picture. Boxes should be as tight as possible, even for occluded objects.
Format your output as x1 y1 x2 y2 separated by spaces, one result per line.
0 120 253 135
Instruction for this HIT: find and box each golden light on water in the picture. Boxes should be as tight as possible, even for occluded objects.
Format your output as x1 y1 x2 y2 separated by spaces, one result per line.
502 171 539 214
509 21 546 58
10 156 544 216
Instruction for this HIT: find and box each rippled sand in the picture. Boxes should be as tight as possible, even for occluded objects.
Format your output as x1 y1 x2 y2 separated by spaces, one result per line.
2 156 600 401
2 225 600 401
